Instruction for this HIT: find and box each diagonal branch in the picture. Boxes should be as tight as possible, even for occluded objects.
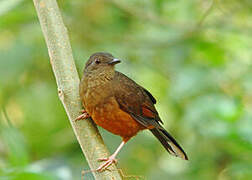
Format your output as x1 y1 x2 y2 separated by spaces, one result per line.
32 0 122 179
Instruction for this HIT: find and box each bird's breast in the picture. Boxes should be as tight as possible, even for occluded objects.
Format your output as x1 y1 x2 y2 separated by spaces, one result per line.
80 76 113 114
91 96 145 140
80 74 145 140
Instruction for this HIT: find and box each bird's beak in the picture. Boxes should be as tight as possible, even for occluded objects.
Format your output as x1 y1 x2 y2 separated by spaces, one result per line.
108 58 121 65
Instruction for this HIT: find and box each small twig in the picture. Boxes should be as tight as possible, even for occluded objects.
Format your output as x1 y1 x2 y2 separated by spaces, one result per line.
2 107 13 127
196 0 216 28
104 0 183 29
118 0 216 49
164 0 216 47
118 169 146 180
147 0 216 48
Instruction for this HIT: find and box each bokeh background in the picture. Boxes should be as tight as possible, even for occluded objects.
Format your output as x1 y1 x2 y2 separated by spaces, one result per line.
1 0 252 179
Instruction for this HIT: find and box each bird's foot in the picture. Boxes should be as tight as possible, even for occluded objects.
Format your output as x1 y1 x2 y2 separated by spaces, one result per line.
75 110 90 122
96 156 118 172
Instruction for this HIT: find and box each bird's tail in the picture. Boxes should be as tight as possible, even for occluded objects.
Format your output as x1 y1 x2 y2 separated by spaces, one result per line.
150 127 188 160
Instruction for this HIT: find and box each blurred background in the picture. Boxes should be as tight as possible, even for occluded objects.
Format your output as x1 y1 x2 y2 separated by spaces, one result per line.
0 0 252 179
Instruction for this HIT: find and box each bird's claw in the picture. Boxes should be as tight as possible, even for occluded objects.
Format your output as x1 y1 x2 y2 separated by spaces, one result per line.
96 156 118 172
98 157 118 163
80 109 86 113
75 110 90 122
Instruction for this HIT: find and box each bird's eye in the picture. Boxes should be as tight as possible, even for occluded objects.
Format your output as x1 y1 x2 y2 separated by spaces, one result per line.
95 58 101 64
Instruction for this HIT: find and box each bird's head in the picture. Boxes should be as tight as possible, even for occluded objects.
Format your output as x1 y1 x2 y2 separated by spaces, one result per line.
84 52 121 74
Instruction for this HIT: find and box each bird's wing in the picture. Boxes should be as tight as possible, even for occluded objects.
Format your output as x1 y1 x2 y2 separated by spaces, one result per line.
112 71 188 160
113 71 162 127
142 88 156 104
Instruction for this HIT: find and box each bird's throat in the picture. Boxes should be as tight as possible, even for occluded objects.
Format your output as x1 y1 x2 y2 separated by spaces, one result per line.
84 68 115 88
80 67 115 112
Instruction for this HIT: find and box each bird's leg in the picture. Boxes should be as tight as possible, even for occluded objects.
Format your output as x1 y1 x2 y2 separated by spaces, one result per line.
75 109 90 122
96 141 126 172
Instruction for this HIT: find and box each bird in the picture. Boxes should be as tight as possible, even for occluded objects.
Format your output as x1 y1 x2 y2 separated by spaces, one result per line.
76 52 188 172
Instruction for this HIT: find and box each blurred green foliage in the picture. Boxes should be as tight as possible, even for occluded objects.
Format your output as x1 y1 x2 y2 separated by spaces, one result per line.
0 0 252 179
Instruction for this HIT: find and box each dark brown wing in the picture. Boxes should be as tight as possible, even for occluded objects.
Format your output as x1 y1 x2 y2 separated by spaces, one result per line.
143 88 156 104
113 71 162 126
112 71 188 160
